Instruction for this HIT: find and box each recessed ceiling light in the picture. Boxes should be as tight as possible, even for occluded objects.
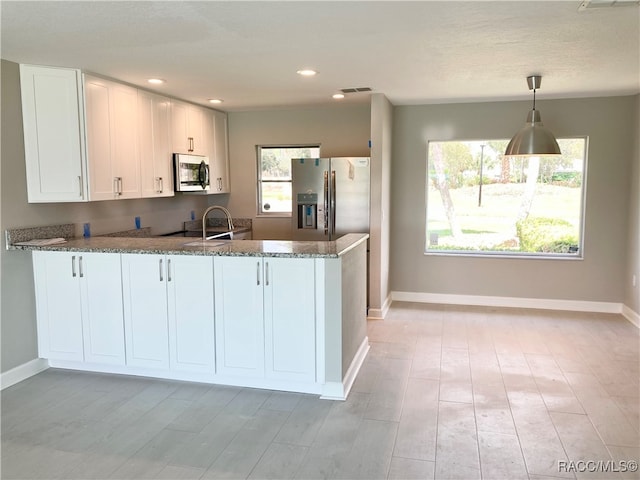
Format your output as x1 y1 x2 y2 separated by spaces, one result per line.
332 93 345 99
296 69 317 77
147 78 165 85
208 99 223 104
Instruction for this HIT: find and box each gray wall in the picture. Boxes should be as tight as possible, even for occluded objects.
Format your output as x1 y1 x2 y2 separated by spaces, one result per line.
390 96 636 303
226 104 371 240
1 59 211 373
625 95 640 313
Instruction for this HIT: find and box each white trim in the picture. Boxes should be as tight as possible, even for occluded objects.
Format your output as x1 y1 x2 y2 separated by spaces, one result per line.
368 295 392 320
321 336 369 401
1 358 49 390
391 291 623 314
622 304 640 328
48 360 324 395
315 258 326 384
320 381 348 400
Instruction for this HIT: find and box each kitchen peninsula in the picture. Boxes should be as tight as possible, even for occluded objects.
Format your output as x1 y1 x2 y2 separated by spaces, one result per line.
9 232 369 400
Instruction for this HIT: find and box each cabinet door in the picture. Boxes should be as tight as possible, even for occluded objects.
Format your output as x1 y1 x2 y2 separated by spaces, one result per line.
20 65 87 203
211 110 230 193
171 100 191 154
121 254 169 369
111 82 140 199
171 100 208 156
264 258 316 382
84 75 115 200
187 105 207 156
138 91 173 198
32 251 84 361
214 257 265 377
167 256 215 373
85 75 140 200
80 253 125 365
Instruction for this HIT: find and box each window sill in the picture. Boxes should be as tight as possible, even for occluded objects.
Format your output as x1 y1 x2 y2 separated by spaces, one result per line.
257 213 292 219
424 250 584 260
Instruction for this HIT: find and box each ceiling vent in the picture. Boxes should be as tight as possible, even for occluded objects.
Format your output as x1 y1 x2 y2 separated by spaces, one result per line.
578 0 639 11
340 87 373 94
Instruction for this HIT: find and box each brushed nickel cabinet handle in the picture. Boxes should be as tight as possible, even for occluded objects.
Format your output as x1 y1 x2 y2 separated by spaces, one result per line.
159 258 164 282
71 255 76 278
265 262 269 286
79 256 84 278
257 262 261 286
78 176 83 197
167 258 172 282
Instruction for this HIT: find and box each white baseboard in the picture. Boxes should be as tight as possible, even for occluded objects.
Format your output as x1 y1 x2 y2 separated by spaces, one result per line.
368 295 392 320
391 291 625 315
1 358 49 390
622 304 640 327
321 336 370 401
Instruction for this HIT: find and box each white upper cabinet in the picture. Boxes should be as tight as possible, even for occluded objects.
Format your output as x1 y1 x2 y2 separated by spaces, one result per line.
20 64 221 202
20 64 88 202
84 74 141 200
138 90 174 198
171 100 207 156
209 109 231 194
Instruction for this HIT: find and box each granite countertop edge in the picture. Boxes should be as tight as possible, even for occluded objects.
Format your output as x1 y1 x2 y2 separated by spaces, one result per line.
9 233 369 259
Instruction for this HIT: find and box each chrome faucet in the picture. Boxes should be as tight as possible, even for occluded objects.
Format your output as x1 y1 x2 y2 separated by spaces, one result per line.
202 206 234 240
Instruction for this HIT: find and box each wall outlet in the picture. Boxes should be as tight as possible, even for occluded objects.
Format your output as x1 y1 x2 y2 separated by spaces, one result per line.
633 274 637 287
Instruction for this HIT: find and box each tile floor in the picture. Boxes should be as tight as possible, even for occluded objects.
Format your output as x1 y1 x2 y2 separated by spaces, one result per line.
1 302 639 479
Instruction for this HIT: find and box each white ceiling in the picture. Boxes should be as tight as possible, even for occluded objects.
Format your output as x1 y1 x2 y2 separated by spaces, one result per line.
1 1 638 111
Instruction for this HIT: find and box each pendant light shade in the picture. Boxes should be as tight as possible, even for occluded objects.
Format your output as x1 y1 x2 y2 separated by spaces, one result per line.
505 75 561 157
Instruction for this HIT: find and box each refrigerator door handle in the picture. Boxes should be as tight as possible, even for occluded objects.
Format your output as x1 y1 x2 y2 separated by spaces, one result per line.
323 170 329 236
330 170 336 237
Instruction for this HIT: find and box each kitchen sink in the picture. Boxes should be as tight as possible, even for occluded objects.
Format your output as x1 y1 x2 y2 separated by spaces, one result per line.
182 240 229 247
205 231 234 240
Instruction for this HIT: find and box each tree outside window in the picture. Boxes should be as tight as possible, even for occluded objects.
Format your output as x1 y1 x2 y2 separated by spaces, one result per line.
426 138 587 257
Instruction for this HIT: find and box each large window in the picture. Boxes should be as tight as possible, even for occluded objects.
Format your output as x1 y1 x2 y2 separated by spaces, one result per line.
426 138 587 257
257 145 320 215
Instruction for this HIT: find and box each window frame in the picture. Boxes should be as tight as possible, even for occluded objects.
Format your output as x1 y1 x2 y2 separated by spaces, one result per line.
424 136 589 260
256 144 321 217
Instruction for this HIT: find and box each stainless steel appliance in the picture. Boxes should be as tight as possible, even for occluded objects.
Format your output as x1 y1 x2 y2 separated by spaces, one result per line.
291 157 370 240
173 154 210 192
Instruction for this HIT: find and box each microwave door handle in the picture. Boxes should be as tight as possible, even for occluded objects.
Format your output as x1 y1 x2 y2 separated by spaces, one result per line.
204 164 210 188
199 161 209 189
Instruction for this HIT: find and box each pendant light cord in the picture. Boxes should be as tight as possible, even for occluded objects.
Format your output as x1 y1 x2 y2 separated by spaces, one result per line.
532 87 537 111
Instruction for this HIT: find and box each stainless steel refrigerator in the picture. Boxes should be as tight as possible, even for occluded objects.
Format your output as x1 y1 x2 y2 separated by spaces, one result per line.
291 157 370 241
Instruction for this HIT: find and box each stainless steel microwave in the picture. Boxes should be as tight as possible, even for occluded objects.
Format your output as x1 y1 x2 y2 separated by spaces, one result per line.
174 154 210 192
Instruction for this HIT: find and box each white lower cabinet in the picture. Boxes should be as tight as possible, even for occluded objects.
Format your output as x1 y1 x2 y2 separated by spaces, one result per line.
33 250 318 390
32 251 124 364
214 256 316 383
264 257 316 383
121 254 169 369
121 254 214 372
213 256 265 377
167 255 215 373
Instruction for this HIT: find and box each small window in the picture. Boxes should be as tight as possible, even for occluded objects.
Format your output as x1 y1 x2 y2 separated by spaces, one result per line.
257 145 320 215
426 138 587 257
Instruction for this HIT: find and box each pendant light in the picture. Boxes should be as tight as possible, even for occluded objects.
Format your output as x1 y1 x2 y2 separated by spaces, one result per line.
505 75 561 157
